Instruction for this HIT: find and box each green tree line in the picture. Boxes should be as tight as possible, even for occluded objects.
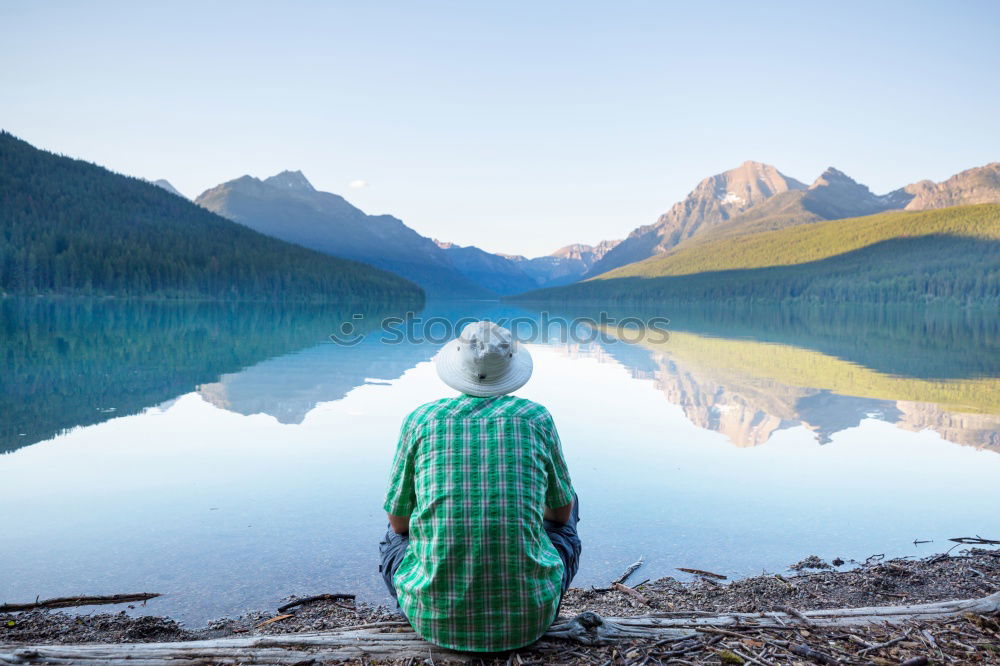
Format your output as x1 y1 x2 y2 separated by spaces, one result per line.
515 234 999 307
0 131 424 304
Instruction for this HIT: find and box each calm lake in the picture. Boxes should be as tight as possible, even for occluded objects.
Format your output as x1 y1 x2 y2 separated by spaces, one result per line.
2 299 999 626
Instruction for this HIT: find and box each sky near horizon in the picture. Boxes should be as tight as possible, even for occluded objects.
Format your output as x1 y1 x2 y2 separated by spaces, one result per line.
2 1 999 257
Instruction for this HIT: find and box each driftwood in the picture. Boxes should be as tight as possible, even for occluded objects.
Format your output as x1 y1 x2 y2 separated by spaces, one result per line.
677 567 727 580
254 614 294 629
0 594 160 613
628 591 1000 629
775 604 815 628
949 535 999 545
611 582 650 606
1 592 997 664
611 555 644 585
276 593 355 613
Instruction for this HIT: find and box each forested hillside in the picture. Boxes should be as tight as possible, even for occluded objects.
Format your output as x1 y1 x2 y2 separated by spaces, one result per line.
513 205 1000 306
601 204 1000 278
0 132 424 303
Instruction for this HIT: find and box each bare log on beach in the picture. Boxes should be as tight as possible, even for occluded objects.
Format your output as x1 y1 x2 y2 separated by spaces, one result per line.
676 567 727 580
549 591 1000 639
0 594 160 613
276 593 355 613
2 592 997 664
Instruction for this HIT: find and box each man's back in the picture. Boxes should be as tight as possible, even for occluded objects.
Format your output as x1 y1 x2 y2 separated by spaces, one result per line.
384 394 575 652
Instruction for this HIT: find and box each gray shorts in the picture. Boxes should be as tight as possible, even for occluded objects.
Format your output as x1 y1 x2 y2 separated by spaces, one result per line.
379 493 582 602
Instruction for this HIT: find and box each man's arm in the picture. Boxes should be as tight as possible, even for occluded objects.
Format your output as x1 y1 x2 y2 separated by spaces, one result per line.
388 513 410 535
384 418 417 533
541 410 575 525
544 499 573 526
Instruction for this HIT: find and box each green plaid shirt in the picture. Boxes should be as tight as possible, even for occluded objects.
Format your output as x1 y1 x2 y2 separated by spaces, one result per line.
383 395 575 652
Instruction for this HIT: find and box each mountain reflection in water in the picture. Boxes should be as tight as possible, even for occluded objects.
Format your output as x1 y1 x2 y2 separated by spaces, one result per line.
2 299 997 625
594 328 999 450
186 303 999 452
3 299 996 455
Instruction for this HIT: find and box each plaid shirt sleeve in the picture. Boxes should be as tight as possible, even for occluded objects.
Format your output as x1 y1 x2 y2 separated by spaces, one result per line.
539 412 575 509
384 415 418 516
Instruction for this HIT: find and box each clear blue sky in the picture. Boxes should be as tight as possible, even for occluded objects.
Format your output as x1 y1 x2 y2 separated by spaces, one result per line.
3 1 999 257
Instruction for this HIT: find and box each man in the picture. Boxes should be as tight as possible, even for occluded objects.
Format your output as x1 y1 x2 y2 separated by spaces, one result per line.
379 320 581 652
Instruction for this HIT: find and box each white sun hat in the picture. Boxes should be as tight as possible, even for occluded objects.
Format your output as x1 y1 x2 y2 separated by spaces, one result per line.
434 321 533 397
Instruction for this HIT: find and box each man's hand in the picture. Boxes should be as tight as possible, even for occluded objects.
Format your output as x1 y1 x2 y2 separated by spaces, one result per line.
544 499 573 526
388 513 410 535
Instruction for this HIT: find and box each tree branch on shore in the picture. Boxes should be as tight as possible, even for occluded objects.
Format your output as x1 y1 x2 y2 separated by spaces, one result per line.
0 594 160 613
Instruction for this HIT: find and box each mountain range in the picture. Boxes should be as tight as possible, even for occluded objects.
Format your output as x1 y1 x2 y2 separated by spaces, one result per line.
195 171 493 299
194 171 618 298
503 241 620 287
585 161 1000 277
191 159 999 303
516 161 1000 305
5 126 997 305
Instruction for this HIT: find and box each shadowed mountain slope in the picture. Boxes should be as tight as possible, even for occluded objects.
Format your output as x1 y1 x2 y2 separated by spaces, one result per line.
196 172 492 298
433 241 538 295
496 240 621 288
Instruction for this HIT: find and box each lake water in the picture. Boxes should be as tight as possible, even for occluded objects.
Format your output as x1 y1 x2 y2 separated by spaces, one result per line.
2 299 999 626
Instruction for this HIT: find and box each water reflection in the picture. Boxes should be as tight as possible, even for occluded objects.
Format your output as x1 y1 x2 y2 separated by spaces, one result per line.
195 331 439 424
595 327 999 450
1 299 998 625
4 300 995 454
185 303 1000 451
0 299 409 453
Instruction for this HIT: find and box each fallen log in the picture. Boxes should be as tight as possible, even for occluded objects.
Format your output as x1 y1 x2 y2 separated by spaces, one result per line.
676 567 727 580
1 592 996 664
0 594 160 613
560 591 1000 631
276 593 355 613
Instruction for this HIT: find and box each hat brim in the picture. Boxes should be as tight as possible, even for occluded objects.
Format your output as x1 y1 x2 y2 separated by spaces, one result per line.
434 343 533 397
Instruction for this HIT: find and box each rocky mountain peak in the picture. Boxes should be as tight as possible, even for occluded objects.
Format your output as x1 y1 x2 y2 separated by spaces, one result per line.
263 170 315 191
809 167 873 194
797 167 909 219
904 162 1000 210
810 167 853 186
551 240 621 264
695 162 806 212
551 243 592 261
583 162 807 277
